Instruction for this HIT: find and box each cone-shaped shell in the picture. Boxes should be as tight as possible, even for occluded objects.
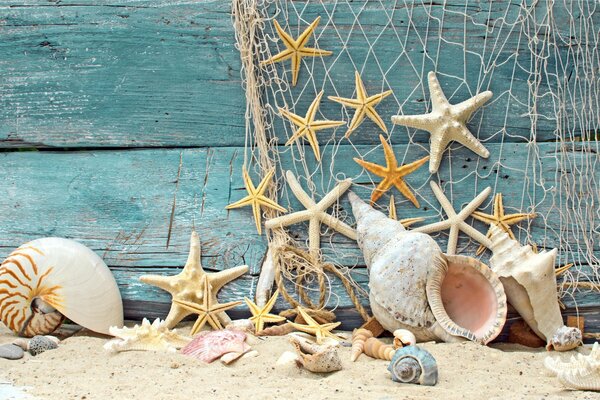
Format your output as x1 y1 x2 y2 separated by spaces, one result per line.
351 328 373 361
363 337 395 361
0 238 123 337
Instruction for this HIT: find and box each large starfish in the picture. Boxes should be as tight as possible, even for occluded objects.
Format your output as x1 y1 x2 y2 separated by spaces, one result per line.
265 170 356 257
392 71 492 174
173 275 242 335
225 167 286 235
354 134 429 206
288 307 342 344
139 231 248 329
471 193 537 255
388 195 425 228
328 71 393 138
279 91 345 161
244 289 286 333
261 16 332 87
413 181 492 255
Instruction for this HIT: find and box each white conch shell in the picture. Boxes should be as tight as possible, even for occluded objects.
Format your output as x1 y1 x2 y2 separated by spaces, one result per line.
488 226 581 351
0 238 123 337
104 318 191 353
545 342 600 391
349 192 506 344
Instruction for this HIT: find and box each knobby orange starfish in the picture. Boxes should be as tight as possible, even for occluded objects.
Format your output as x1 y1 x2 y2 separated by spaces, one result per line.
472 193 536 255
244 289 286 333
354 134 429 206
225 167 286 235
328 71 393 138
262 16 332 86
279 91 344 161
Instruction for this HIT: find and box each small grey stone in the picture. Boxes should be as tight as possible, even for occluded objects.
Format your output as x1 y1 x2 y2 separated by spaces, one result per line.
0 343 25 360
28 335 58 356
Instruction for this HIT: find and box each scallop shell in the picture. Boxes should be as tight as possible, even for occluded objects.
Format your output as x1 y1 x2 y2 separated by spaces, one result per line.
349 192 507 344
364 337 395 361
289 334 342 373
545 342 600 391
104 318 191 353
0 238 123 337
488 226 581 351
387 345 438 386
181 329 250 363
351 328 373 362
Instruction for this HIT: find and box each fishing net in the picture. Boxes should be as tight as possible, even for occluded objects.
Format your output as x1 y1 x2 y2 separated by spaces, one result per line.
232 0 599 316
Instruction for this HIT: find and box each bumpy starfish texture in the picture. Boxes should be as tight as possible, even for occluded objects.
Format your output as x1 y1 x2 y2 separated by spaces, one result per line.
288 307 342 344
279 91 345 161
173 275 242 335
354 134 429 206
388 195 425 228
413 181 492 255
244 289 286 333
104 318 191 353
328 71 393 138
265 170 356 257
472 193 536 255
261 16 332 87
139 231 248 329
392 71 492 173
225 167 286 235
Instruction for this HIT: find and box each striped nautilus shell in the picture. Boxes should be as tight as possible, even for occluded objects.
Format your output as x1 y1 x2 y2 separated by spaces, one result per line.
0 238 123 337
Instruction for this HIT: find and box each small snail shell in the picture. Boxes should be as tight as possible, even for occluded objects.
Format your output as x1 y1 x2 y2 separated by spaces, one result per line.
388 345 438 386
393 329 417 349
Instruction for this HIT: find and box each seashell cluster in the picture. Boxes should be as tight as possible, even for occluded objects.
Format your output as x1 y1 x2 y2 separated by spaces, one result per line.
349 192 507 344
289 333 342 373
0 238 123 337
488 226 581 351
181 329 250 364
545 342 600 391
388 346 438 386
104 318 191 353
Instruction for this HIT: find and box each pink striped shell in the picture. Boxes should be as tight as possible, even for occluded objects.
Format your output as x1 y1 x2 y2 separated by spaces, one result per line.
181 329 249 363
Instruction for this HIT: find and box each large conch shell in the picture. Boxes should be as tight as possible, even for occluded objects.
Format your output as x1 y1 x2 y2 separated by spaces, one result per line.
488 225 581 351
0 238 123 337
349 192 507 344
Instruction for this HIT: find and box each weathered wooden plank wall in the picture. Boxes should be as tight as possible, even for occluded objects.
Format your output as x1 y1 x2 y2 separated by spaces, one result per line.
1 0 598 336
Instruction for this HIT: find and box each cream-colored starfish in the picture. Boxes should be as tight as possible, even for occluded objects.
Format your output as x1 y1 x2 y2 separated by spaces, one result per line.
328 71 393 138
354 134 429 206
392 71 492 174
288 307 342 344
471 193 537 255
413 181 492 255
388 195 425 228
173 275 242 335
139 231 248 329
244 289 286 333
225 167 286 235
279 91 345 161
262 16 332 87
265 170 356 257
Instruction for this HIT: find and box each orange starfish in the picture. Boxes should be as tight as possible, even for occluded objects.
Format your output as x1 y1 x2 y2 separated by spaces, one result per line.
354 134 429 206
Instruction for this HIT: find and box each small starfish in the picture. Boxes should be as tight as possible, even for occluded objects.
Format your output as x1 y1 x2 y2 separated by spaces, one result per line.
262 16 332 87
244 289 286 333
471 193 537 255
225 167 286 235
139 231 248 329
354 134 429 206
388 195 425 228
413 181 492 255
328 71 393 138
173 275 242 335
288 307 342 344
279 91 345 161
392 71 492 173
265 170 356 257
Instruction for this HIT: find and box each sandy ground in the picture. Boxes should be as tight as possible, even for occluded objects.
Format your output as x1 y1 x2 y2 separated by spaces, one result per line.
0 322 597 400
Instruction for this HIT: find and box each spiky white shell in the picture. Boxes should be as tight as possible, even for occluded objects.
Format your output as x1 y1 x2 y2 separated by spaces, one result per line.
546 343 600 391
104 318 191 353
0 238 123 337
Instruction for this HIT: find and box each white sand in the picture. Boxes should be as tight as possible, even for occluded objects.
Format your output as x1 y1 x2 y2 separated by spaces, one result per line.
0 322 596 400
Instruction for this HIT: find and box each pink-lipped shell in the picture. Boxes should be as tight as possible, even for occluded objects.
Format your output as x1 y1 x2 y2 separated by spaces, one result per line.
181 329 249 363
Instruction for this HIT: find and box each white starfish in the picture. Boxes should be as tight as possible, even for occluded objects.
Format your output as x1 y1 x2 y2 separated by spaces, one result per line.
392 71 492 173
265 170 356 256
413 181 492 255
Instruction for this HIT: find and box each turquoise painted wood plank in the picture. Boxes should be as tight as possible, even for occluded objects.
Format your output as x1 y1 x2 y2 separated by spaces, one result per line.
0 0 581 148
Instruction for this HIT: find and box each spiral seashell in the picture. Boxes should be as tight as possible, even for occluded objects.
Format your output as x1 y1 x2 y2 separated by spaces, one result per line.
351 328 373 361
0 238 123 337
388 345 438 386
393 329 417 349
363 337 395 361
256 322 294 336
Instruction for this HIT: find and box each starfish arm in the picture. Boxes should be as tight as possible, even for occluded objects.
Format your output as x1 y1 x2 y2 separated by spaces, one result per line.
163 304 192 329
366 90 393 106
190 314 209 335
285 170 316 209
244 297 261 316
311 120 346 130
255 169 275 195
398 155 430 175
209 265 249 293
265 209 314 229
279 108 306 128
502 213 536 225
288 321 317 336
460 221 492 249
261 314 287 324
471 211 497 226
413 219 452 234
285 127 309 146
400 217 425 228
225 195 254 210
454 125 490 158
308 217 321 255
389 195 397 220
429 181 457 218
391 113 436 132
393 179 420 208
345 107 367 137
378 134 398 169
370 178 394 204
139 274 176 293
263 289 280 313
427 71 449 112
205 314 223 331
446 225 460 255
211 300 243 314
355 71 367 101
428 130 451 174
319 212 357 240
365 105 388 133
298 47 333 57
261 48 294 65
493 194 503 219
305 129 321 161
173 298 205 314
459 186 492 218
252 202 263 235
185 231 203 273
257 197 287 213
306 91 325 122
454 90 493 122
297 307 318 326
297 16 321 48
273 20 297 49
291 53 301 86
242 167 257 194
318 178 353 209
354 157 388 177
328 95 363 108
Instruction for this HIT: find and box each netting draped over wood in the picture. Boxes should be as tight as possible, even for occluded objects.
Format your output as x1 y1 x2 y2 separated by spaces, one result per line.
233 0 599 313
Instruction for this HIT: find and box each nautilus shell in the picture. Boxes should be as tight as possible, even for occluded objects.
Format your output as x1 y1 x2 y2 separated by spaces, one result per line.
0 238 123 337
488 225 581 351
349 192 507 344
387 346 438 386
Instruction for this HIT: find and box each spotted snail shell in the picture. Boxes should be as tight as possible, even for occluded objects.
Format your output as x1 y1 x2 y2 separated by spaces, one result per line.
0 238 123 337
387 345 438 386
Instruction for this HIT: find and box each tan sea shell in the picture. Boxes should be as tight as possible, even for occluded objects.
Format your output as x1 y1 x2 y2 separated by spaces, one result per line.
256 322 294 336
351 328 373 362
393 329 417 349
349 192 507 344
104 318 191 353
488 226 581 351
289 334 342 373
364 337 395 361
545 342 600 391
0 238 123 337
